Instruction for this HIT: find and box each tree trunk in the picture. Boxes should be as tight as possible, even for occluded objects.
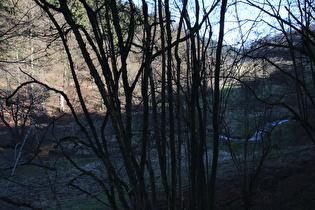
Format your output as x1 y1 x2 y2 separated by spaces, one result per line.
209 0 228 209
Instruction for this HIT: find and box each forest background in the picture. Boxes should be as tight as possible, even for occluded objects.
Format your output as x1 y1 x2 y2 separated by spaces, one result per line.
0 0 314 209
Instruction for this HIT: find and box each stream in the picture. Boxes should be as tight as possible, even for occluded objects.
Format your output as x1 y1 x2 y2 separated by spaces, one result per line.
219 119 291 141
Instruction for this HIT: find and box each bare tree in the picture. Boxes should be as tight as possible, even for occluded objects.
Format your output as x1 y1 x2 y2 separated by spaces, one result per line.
243 0 315 144
0 0 242 209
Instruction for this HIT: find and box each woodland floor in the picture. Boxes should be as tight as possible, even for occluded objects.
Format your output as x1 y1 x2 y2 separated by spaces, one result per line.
216 143 315 209
0 127 314 209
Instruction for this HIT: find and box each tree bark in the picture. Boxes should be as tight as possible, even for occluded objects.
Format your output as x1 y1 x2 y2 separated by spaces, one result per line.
209 0 228 209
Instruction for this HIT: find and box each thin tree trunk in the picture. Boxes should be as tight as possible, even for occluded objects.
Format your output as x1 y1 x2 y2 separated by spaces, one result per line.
164 0 177 207
158 0 170 205
209 0 228 209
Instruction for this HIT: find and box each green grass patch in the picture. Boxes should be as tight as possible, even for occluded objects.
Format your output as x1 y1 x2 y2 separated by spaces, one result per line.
49 193 110 210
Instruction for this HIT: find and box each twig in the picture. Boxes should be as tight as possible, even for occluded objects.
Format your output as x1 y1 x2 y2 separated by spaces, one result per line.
4 118 34 196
